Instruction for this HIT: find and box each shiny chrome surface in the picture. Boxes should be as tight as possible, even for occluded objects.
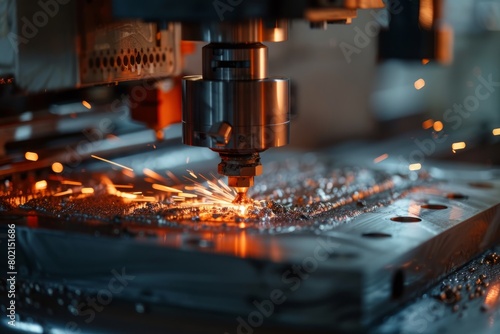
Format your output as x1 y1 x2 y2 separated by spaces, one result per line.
182 19 288 43
202 43 268 81
182 76 290 151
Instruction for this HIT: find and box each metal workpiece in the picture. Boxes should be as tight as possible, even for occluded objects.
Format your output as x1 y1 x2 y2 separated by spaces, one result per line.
182 76 290 150
182 19 289 43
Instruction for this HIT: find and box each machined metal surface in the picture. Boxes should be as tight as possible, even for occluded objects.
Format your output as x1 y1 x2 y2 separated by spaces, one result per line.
0 158 499 333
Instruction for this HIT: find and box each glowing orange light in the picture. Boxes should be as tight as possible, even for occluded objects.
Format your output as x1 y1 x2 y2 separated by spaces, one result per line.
409 163 422 171
25 152 38 161
81 187 94 194
143 168 168 183
52 162 64 173
452 142 466 150
239 222 246 229
493 128 500 136
82 100 91 109
433 121 444 132
374 153 389 164
422 119 434 130
61 180 82 186
485 283 500 308
152 184 182 193
91 155 133 171
187 169 198 179
35 180 47 190
422 58 430 65
414 78 425 90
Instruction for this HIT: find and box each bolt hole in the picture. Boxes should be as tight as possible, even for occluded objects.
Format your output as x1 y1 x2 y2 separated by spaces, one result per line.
421 204 448 210
362 232 392 238
446 193 468 200
392 269 405 299
390 216 421 223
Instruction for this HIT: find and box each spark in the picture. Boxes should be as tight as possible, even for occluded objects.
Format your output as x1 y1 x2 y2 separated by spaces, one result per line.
187 169 197 178
422 119 434 130
81 187 94 194
433 121 444 132
143 168 168 183
414 78 425 90
186 157 190 164
82 100 92 109
239 222 246 229
91 155 133 171
61 180 82 186
35 180 47 190
493 128 500 136
152 183 182 193
422 58 430 65
409 163 422 171
25 152 38 161
113 184 134 189
52 162 64 173
166 170 181 184
374 153 389 164
54 189 73 197
452 142 466 151
177 193 198 198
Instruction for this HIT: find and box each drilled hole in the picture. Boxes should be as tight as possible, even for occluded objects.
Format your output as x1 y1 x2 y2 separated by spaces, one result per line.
136 53 141 64
162 54 166 62
143 54 148 64
88 58 94 68
362 232 392 238
130 55 135 66
446 193 468 200
155 54 160 62
95 57 101 67
102 57 108 67
421 204 448 210
116 56 122 66
392 269 405 299
109 57 115 67
390 216 421 223
123 55 129 66
149 54 154 63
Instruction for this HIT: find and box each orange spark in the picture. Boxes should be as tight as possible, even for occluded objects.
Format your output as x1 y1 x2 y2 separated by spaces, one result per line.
433 121 444 132
91 155 133 171
35 180 47 190
374 153 388 164
82 100 91 109
152 183 182 193
25 152 38 161
52 162 64 173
